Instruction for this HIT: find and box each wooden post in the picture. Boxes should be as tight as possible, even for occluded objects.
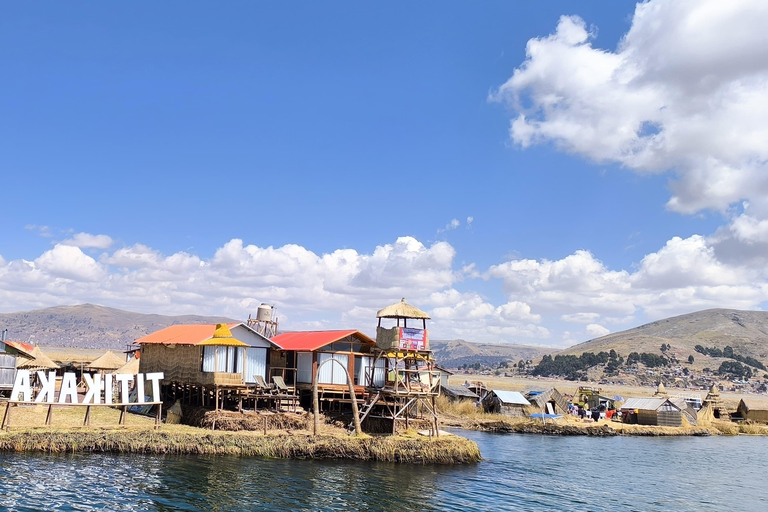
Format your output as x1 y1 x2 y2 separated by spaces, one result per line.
45 404 53 426
84 405 91 426
432 396 439 437
313 376 320 436
263 415 267 435
120 406 127 425
1 402 9 430
155 403 162 429
215 387 220 412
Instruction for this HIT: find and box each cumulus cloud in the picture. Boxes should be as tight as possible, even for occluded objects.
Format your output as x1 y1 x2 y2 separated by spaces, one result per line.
61 233 114 249
488 233 768 327
493 0 768 217
586 323 610 338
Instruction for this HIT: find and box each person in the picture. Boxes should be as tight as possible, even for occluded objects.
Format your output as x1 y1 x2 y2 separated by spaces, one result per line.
585 409 592 420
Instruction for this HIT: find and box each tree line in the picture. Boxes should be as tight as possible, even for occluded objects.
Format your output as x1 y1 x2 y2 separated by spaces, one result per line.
694 344 766 370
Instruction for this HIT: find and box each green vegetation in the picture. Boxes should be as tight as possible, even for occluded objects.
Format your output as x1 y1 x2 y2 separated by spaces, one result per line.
531 349 668 379
717 361 753 380
694 344 766 370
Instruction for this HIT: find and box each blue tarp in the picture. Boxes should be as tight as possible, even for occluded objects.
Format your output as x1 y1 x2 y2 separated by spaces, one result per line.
529 413 562 419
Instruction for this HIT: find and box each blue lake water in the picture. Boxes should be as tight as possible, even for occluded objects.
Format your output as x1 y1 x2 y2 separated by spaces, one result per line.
0 430 765 511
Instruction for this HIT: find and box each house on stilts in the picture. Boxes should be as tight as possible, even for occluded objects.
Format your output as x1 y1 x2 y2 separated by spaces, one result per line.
136 322 277 409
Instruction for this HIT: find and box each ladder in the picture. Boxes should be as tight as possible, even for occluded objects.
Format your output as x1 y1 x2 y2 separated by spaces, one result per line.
358 391 381 424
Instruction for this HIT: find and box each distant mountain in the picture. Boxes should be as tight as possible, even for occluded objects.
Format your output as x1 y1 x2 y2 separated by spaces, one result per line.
0 304 237 350
557 308 768 367
430 339 554 369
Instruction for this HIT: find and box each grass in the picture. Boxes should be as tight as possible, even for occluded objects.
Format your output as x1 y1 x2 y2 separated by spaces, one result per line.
0 403 481 464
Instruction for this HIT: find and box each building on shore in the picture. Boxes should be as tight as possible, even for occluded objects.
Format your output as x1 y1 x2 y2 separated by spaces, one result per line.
736 399 768 423
269 329 381 406
482 390 531 417
525 388 569 416
620 397 683 426
136 322 276 408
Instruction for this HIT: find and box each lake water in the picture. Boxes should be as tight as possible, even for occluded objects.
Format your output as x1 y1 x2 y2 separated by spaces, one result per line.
0 430 765 511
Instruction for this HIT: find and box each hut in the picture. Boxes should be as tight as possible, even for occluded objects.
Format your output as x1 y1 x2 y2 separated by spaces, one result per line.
736 399 768 424
699 384 729 421
525 388 569 416
87 350 126 373
271 330 381 399
482 390 531 417
0 340 16 393
669 398 698 426
3 342 59 372
442 385 479 402
620 397 683 426
113 355 140 375
136 322 276 404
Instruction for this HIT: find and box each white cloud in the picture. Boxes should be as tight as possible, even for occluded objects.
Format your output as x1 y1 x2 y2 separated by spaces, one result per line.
60 232 114 249
586 323 610 338
561 312 600 324
438 218 461 233
34 245 105 282
493 0 768 216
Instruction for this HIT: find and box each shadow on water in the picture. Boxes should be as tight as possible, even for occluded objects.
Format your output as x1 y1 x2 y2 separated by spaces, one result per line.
1 430 766 511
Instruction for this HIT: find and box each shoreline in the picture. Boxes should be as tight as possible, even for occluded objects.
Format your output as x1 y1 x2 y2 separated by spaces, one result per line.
441 415 767 436
0 427 482 464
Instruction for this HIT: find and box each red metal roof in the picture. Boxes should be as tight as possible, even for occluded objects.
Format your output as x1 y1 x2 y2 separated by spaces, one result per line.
135 323 239 345
3 340 35 356
271 330 374 351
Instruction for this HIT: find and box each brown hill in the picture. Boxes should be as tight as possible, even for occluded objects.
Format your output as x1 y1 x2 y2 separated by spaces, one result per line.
0 304 237 350
557 308 768 369
430 339 554 369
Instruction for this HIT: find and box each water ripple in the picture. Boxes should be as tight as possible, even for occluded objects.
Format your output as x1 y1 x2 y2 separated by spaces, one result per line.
0 432 765 511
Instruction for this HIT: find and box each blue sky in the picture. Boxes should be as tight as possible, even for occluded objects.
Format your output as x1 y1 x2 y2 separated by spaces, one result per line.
2 1 767 347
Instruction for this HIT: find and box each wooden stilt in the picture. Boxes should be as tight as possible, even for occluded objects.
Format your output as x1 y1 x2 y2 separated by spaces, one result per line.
84 405 91 426
45 404 53 426
1 402 10 430
119 406 127 425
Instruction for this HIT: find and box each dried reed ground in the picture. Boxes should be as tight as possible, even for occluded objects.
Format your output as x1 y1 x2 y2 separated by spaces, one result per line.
434 396 768 436
0 403 481 464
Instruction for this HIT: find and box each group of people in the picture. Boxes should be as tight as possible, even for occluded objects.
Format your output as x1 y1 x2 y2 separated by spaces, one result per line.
569 403 619 422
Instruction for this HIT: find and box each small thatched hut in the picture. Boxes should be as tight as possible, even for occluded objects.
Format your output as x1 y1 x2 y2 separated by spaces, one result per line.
525 388 569 415
736 399 768 424
88 350 126 373
442 385 479 402
620 397 683 426
482 390 530 417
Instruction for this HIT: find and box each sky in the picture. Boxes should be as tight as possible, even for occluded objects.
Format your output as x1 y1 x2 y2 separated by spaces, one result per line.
2 1 768 347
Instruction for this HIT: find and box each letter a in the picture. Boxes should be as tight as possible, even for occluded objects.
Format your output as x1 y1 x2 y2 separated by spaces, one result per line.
10 370 31 402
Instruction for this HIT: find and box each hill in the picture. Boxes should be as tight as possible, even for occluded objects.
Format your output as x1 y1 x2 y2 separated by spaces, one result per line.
0 304 237 350
558 309 768 366
430 339 554 369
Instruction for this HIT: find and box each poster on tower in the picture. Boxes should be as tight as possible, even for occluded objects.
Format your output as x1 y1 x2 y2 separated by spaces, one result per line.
398 327 428 351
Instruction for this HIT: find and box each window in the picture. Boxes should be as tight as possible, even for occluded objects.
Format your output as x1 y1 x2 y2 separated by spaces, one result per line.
202 345 244 373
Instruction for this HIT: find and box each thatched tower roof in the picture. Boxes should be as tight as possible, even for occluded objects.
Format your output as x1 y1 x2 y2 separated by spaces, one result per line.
198 323 248 347
376 298 430 319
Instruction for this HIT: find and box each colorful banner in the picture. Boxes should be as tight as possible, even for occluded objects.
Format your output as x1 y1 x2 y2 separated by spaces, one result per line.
398 327 428 351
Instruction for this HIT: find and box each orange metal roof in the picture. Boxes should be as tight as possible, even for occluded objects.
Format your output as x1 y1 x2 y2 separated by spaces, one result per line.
135 323 239 345
3 340 35 356
271 330 374 351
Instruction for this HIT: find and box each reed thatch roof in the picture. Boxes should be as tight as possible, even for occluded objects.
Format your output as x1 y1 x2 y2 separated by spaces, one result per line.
376 298 430 319
17 346 59 370
113 355 140 375
88 350 126 371
197 323 248 347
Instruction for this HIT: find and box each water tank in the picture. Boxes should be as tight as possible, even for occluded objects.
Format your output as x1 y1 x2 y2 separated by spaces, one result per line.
256 303 273 322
